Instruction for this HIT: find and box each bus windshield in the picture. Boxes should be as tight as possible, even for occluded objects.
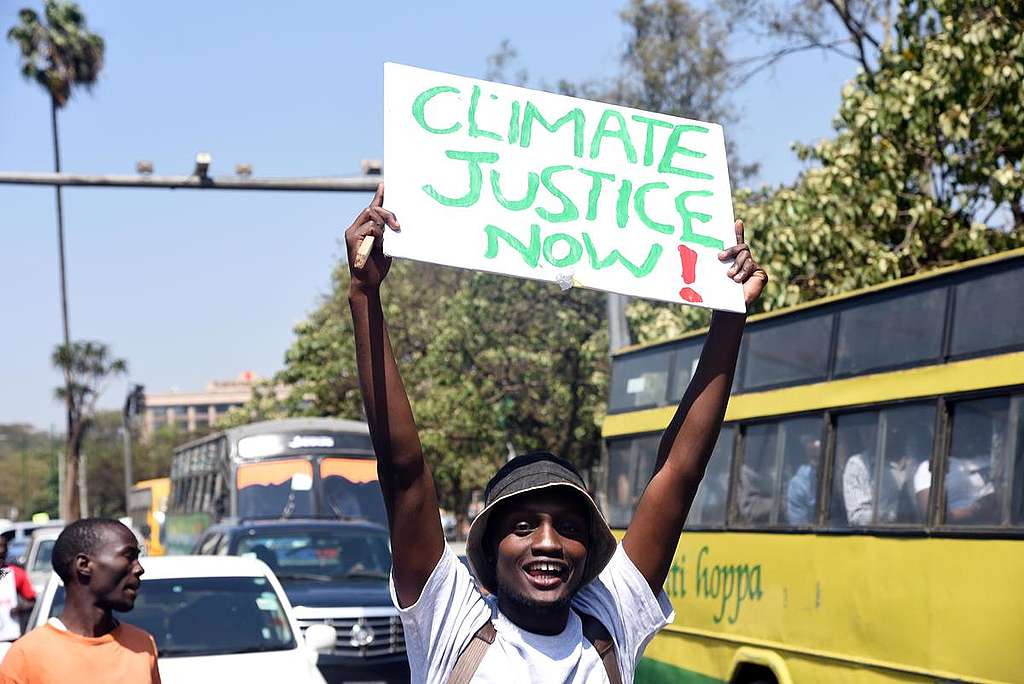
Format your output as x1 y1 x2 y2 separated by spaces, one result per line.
237 459 315 519
320 457 387 525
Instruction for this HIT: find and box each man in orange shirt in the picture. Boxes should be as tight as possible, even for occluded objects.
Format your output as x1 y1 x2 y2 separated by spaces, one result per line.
0 519 160 684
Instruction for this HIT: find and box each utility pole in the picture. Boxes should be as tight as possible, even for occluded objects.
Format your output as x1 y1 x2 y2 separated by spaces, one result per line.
122 384 145 515
52 102 73 520
606 293 632 355
21 431 28 520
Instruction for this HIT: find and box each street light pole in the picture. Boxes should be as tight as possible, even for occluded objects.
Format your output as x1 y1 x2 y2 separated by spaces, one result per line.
122 384 145 516
21 432 28 520
0 171 382 192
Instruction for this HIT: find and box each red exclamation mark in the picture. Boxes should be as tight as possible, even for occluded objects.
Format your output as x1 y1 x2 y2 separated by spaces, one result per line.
678 245 703 303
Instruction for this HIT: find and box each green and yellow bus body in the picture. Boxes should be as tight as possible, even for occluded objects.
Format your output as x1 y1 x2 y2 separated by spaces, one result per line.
602 249 1024 683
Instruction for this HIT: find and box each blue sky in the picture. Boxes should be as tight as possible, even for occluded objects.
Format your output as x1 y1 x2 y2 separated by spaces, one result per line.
0 1 856 431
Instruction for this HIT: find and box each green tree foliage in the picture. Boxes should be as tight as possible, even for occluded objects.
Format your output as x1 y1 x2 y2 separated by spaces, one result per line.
7 1 104 107
628 0 1024 342
0 425 60 520
227 256 607 516
51 341 127 521
77 411 178 519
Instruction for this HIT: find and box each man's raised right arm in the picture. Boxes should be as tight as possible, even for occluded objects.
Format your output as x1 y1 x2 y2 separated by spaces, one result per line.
346 185 445 607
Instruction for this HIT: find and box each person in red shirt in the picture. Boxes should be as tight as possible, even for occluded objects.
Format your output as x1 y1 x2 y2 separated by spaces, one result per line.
0 535 36 654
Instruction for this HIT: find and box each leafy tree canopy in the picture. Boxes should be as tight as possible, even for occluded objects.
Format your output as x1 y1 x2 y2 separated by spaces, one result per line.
7 0 104 107
234 0 1023 513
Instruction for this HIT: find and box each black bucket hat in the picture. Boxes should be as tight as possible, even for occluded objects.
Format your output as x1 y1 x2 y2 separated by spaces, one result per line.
465 451 617 595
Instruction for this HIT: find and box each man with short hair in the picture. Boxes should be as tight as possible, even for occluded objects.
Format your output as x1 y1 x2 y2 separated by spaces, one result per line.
0 536 36 661
0 518 160 683
345 186 767 683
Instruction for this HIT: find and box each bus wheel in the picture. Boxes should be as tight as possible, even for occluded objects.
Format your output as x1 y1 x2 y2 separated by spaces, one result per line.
732 663 777 684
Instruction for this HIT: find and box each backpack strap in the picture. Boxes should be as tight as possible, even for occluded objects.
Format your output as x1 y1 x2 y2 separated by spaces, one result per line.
446 614 621 684
580 613 622 684
447 620 497 684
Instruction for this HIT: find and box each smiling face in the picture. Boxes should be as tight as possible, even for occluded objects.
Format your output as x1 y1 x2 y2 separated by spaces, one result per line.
487 487 590 629
77 524 145 612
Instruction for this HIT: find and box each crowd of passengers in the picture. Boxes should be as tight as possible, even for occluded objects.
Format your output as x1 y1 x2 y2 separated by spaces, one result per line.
748 417 998 527
610 409 1003 528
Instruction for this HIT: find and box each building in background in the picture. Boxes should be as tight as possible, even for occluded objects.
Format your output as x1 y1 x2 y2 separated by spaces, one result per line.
142 372 258 438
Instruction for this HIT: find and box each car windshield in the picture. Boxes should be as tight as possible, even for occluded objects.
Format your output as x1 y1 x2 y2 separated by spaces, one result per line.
7 540 29 564
31 540 55 572
238 528 392 581
51 576 296 658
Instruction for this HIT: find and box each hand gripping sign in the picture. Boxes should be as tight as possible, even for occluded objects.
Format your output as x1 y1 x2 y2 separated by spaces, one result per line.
383 62 745 313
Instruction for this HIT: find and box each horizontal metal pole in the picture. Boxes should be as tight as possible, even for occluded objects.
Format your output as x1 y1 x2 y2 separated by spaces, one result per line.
0 171 382 192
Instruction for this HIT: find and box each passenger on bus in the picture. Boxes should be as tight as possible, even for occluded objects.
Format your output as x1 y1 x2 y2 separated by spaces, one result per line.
344 186 768 683
914 422 997 524
786 434 821 524
737 464 773 523
840 421 880 525
843 424 925 525
607 471 635 527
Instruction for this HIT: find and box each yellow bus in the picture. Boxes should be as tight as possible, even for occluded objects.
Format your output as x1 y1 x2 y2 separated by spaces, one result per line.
601 248 1024 683
127 477 170 556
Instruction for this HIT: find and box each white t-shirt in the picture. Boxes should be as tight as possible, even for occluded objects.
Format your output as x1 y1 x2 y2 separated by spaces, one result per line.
392 543 674 684
0 570 20 642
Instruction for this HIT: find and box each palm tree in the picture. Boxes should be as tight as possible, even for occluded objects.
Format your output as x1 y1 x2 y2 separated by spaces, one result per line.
51 342 127 521
8 1 104 521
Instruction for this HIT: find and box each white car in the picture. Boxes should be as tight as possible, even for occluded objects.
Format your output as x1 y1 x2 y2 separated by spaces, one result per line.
29 555 335 684
23 527 62 596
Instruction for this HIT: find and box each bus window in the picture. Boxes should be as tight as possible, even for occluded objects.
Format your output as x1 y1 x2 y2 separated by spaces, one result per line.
931 395 1022 527
780 417 824 525
735 424 778 525
685 426 734 527
609 349 673 412
740 313 832 391
834 286 947 375
603 434 660 527
950 267 1024 357
734 417 822 527
320 458 387 525
830 404 935 528
605 440 636 528
668 340 703 403
831 412 878 527
237 459 314 519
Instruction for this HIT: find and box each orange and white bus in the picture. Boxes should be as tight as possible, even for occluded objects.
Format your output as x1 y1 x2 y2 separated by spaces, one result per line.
165 418 385 554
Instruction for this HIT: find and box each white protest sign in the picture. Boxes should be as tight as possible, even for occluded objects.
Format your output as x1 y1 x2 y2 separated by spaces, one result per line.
383 62 745 313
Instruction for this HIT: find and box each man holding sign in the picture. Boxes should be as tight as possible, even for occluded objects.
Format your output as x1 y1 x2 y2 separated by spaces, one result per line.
346 178 765 682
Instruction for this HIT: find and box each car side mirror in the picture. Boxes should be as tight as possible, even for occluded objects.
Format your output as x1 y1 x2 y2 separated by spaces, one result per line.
304 623 335 654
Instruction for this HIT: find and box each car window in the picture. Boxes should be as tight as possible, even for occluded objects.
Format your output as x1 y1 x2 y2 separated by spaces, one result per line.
237 528 392 581
51 576 295 657
197 533 221 555
31 539 55 571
